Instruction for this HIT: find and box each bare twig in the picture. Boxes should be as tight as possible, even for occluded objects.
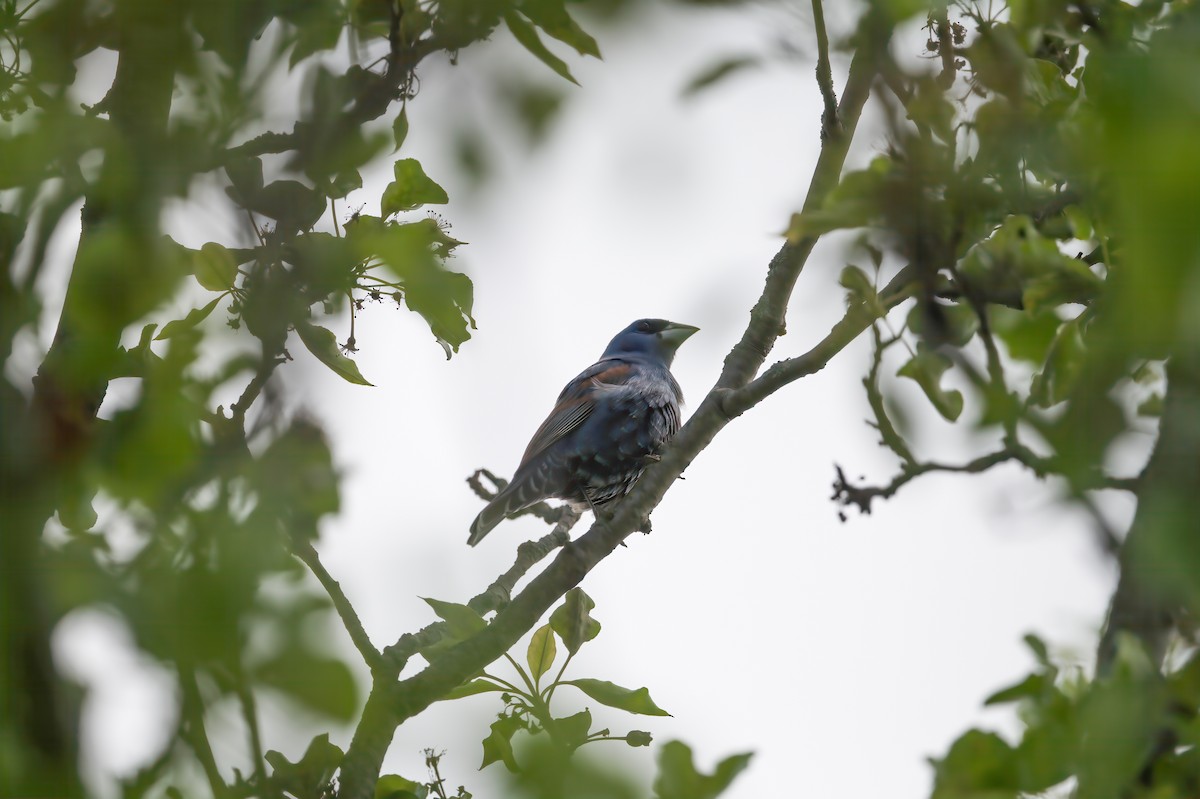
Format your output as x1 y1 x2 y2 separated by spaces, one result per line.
832 441 1138 516
294 542 382 671
864 324 916 464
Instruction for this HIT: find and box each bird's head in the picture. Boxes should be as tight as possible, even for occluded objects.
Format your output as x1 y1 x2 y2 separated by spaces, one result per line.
602 318 699 365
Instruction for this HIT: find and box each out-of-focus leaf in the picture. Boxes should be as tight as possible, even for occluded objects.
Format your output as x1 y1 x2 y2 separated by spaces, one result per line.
251 180 326 231
930 730 1017 797
295 321 373 386
192 242 238 292
376 774 428 799
527 624 557 682
563 679 670 716
288 231 361 297
156 297 222 340
555 709 592 749
682 56 759 97
984 673 1047 706
785 156 892 242
256 645 359 721
906 302 979 348
959 215 1101 311
655 741 753 799
504 11 578 85
991 306 1063 364
519 0 600 58
393 106 409 151
265 734 343 799
550 587 600 655
1030 317 1085 407
381 159 449 215
480 715 524 772
897 348 964 421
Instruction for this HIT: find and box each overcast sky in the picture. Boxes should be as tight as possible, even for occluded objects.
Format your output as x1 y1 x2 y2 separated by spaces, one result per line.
49 3 1138 797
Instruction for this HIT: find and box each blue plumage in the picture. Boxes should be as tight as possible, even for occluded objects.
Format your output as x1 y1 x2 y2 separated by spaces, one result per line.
468 318 698 546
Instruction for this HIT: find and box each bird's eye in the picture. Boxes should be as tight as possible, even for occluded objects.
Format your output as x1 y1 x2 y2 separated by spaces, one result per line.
636 321 652 332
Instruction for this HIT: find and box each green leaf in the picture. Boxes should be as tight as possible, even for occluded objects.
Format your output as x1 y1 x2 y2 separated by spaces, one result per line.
252 180 327 231
990 306 1063 364
655 741 754 799
839 265 888 318
931 729 1018 795
564 678 670 716
225 155 264 203
897 348 964 421
326 169 363 199
381 159 449 215
255 645 359 721
1064 204 1093 240
422 597 487 639
295 321 373 386
349 218 474 356
375 774 428 799
265 734 343 799
519 0 600 58
504 11 578 85
682 56 759 97
906 302 979 348
155 297 222 340
550 587 600 655
439 679 506 701
527 623 557 682
1029 317 1085 407
555 708 592 749
480 715 524 772
784 156 893 243
1024 633 1051 666
192 242 238 291
288 6 343 68
392 106 409 151
984 673 1047 706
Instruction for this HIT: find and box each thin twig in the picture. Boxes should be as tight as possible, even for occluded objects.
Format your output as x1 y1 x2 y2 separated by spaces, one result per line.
812 0 841 139
178 663 228 799
724 270 917 418
295 541 383 671
232 666 267 794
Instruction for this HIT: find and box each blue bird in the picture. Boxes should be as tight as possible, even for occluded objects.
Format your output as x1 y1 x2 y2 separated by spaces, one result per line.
468 319 698 546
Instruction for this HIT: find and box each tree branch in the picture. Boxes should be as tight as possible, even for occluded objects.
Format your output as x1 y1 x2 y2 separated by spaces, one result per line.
717 19 884 392
295 542 382 672
336 20 891 799
1098 354 1200 673
811 0 841 139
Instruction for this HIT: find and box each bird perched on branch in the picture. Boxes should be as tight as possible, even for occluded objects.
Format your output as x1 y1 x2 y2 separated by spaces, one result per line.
468 318 698 546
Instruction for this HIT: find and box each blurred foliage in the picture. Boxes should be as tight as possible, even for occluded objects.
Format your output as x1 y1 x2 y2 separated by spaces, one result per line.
810 1 1200 797
6 0 1200 798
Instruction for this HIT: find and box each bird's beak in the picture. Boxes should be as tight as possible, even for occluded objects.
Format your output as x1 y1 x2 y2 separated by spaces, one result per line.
658 322 699 350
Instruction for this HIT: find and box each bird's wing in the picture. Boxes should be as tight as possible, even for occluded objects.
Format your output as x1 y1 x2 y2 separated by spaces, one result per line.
518 359 635 465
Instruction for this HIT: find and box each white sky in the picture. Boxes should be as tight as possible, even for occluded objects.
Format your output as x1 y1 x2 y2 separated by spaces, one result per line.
45 3 1138 797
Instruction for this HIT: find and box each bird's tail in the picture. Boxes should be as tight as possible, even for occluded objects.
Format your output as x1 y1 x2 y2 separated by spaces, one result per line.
467 472 547 546
467 498 509 546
